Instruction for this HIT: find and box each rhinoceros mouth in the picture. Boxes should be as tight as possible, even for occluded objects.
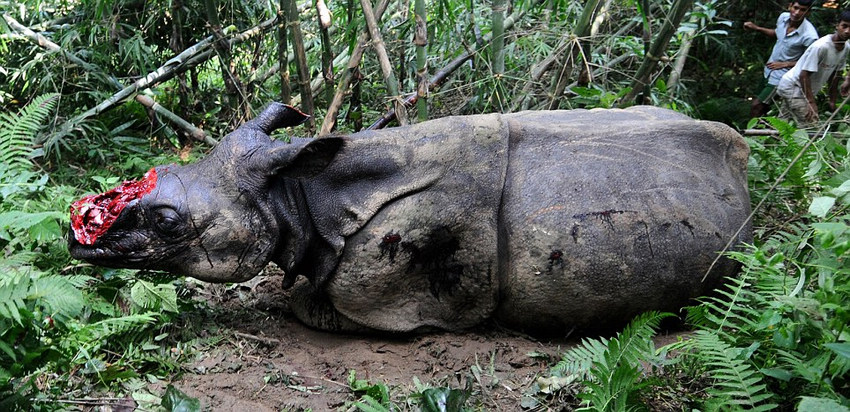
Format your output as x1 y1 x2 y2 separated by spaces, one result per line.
68 243 149 266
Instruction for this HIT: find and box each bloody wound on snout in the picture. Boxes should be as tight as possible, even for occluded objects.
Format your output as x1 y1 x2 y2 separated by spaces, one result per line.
70 168 158 245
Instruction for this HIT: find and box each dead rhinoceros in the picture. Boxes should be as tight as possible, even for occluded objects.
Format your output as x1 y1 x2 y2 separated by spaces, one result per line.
68 103 751 334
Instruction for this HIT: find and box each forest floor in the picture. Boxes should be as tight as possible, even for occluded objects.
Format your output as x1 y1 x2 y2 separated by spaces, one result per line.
157 272 690 411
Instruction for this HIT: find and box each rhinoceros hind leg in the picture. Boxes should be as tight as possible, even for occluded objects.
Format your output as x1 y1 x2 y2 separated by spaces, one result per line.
289 278 372 333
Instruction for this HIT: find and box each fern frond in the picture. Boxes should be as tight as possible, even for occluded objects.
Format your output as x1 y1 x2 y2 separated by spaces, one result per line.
0 93 59 175
0 271 30 326
83 313 158 342
552 336 610 380
554 311 671 382
572 311 673 411
685 331 777 410
29 275 85 318
688 252 775 344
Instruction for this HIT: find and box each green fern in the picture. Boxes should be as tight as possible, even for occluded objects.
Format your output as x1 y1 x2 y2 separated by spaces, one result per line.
0 93 59 175
686 250 779 344
551 311 673 411
73 313 158 346
0 271 30 326
552 335 610 381
680 331 777 411
29 275 85 320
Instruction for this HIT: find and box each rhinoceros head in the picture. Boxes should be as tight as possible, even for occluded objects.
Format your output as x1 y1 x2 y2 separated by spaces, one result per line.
68 103 344 283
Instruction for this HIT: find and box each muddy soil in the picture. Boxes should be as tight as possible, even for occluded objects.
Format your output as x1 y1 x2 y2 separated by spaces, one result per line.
164 274 686 411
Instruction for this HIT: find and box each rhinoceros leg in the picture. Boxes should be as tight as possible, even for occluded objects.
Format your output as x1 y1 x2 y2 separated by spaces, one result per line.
289 279 373 333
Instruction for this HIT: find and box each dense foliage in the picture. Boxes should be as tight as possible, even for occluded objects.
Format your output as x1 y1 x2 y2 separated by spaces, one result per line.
2 0 850 409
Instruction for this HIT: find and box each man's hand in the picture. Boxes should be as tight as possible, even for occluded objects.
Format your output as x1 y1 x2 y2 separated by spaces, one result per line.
841 78 850 96
806 100 819 123
766 61 794 70
743 21 758 30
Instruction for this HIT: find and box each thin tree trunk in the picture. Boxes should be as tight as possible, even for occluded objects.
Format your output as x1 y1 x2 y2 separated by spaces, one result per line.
414 0 428 121
170 0 192 138
620 0 694 106
289 0 316 131
548 0 602 109
361 0 409 125
666 14 697 93
278 0 292 104
350 68 364 131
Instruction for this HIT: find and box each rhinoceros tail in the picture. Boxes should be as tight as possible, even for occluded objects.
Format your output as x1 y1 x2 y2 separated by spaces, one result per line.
246 102 310 134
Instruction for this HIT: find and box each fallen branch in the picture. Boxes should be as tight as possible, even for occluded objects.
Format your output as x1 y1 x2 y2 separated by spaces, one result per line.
3 12 213 144
361 0 409 125
70 16 279 125
234 331 281 345
741 129 780 136
318 0 392 135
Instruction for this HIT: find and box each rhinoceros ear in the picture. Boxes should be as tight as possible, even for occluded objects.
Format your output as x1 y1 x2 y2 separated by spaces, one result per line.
265 136 346 179
244 102 310 134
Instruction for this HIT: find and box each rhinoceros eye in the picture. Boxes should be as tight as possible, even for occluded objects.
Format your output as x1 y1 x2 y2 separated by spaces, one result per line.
152 206 183 235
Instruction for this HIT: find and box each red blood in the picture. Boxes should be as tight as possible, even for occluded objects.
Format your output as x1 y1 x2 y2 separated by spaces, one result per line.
70 168 158 245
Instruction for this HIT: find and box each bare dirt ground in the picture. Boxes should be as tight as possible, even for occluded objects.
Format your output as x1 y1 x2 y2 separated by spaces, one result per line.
162 274 687 411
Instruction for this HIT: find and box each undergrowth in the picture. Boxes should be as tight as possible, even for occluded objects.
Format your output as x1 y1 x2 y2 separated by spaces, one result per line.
0 96 200 410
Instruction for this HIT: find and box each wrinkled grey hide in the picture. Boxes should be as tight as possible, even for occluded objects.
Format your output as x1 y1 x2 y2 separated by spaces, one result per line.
69 103 751 335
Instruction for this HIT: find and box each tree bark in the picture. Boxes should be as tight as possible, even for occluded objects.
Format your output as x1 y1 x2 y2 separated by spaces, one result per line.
620 0 694 106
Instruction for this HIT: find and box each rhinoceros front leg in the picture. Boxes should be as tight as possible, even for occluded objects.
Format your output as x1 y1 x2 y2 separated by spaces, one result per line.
289 279 372 333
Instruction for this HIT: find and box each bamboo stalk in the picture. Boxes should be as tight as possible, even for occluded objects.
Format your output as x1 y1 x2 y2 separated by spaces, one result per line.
666 13 697 93
289 0 316 131
361 0 409 125
317 0 335 103
318 0 392 135
620 0 694 106
53 17 277 142
414 0 428 121
548 0 602 109
511 18 638 112
491 0 506 76
367 0 538 129
278 0 293 103
2 12 213 144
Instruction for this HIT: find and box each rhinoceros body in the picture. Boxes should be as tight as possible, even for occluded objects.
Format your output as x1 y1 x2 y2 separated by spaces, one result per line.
69 104 751 334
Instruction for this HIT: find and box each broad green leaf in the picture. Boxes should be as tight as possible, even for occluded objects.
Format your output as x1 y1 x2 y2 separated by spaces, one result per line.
809 196 836 218
797 396 850 412
421 387 471 412
161 384 201 412
830 179 850 197
824 343 850 360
